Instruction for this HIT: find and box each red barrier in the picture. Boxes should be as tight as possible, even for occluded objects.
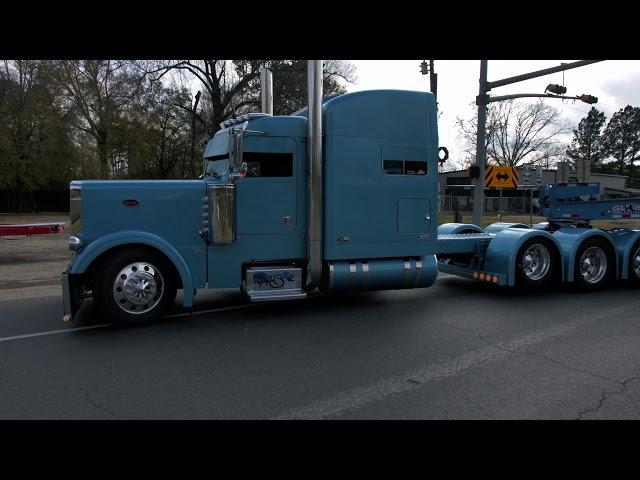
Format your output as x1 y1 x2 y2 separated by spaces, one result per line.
0 223 65 236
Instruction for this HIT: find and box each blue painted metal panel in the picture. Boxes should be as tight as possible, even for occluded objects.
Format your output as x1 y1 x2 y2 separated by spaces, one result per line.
436 233 494 255
70 230 197 307
598 228 640 280
438 262 508 286
398 198 431 234
483 228 563 286
69 180 207 307
235 136 298 235
483 222 530 234
549 228 616 282
437 223 484 235
322 90 439 260
206 133 307 288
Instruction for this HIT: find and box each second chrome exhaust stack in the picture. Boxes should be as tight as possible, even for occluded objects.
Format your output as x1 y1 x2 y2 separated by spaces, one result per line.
305 60 323 291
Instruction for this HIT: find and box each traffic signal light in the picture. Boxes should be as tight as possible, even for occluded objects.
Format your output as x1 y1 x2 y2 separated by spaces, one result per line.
545 83 567 95
578 94 598 104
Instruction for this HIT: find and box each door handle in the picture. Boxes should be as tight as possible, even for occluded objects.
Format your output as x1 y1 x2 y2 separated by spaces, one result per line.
283 216 291 229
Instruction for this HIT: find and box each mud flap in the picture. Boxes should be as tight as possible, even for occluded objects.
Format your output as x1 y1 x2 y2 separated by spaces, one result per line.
62 270 83 322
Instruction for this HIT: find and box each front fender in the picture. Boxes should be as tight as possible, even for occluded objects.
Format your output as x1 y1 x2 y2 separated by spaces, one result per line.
483 228 563 286
70 231 195 307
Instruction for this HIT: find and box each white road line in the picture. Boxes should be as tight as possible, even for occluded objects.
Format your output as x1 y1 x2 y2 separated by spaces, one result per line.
165 302 263 318
0 302 265 343
0 324 112 343
272 301 640 420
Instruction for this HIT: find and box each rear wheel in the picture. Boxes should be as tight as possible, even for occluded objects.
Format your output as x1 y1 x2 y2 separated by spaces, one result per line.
573 237 614 292
95 247 177 327
627 240 640 287
515 237 558 289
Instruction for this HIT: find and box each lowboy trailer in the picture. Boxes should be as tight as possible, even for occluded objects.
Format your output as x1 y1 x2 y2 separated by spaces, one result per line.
437 182 640 292
61 61 640 327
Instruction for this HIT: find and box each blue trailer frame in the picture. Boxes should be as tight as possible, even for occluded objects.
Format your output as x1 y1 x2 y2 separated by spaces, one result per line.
435 183 640 289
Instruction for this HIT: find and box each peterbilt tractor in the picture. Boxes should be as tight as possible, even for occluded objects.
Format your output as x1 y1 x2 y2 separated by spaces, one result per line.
62 61 640 327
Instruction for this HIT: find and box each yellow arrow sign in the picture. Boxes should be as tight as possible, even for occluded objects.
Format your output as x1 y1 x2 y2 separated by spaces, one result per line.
485 166 519 189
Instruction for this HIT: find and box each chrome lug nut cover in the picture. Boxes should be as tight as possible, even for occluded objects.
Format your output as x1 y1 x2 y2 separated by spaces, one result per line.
113 262 164 314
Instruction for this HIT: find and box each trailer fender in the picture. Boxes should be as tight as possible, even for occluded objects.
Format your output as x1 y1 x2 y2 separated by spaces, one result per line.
606 229 640 280
437 223 485 235
483 228 563 286
483 222 530 234
69 231 195 307
550 228 618 282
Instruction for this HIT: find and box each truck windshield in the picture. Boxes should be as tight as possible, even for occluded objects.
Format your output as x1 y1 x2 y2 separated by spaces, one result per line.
204 154 230 177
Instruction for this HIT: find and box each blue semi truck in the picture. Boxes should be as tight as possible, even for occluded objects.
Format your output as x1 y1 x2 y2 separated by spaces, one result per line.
62 61 640 327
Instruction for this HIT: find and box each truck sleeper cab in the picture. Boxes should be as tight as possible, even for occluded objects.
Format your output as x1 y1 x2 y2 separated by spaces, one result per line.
62 88 440 326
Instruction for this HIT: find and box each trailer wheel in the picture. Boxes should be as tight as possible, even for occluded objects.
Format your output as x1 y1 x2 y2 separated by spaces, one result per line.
627 240 640 287
573 237 614 292
95 247 177 327
515 237 557 289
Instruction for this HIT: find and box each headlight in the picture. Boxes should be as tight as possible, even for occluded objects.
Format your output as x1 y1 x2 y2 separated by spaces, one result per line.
68 236 83 253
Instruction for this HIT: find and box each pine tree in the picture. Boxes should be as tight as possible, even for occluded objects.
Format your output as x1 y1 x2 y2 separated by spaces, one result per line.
566 107 607 169
603 105 640 176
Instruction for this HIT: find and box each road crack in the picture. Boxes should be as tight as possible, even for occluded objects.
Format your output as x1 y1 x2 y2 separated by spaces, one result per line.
576 375 640 420
78 387 120 419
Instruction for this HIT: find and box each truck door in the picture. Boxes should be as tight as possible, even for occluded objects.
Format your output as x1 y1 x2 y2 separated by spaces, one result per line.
235 136 298 237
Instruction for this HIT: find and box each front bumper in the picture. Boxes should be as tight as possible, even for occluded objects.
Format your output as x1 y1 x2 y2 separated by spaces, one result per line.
62 270 83 322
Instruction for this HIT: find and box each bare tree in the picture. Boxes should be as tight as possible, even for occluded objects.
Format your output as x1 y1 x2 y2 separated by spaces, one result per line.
140 60 357 137
59 60 145 178
140 60 264 137
456 99 571 167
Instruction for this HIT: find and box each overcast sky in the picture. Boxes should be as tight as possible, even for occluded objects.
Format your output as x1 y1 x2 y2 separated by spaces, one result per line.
347 60 640 168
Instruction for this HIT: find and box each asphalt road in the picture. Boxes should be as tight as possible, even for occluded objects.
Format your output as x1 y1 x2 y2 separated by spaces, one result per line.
1 274 639 420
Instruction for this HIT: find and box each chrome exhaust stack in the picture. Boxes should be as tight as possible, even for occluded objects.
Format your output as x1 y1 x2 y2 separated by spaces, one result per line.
260 67 273 115
305 60 323 291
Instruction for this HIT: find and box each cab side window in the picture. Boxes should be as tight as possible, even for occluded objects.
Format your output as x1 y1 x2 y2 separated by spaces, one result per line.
244 152 293 177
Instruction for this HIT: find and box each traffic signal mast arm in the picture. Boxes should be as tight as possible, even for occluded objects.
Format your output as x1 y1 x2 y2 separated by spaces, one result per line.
480 92 598 105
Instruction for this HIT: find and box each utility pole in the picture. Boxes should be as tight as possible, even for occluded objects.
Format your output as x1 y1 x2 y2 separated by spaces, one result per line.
470 60 603 227
472 61 488 227
421 60 438 107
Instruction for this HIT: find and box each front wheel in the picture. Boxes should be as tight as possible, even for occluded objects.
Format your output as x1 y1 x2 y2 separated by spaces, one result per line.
95 248 177 327
515 237 558 289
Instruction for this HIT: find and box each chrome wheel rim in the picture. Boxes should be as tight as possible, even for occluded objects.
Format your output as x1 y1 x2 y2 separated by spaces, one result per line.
633 246 640 278
579 246 607 284
113 262 164 315
521 243 551 281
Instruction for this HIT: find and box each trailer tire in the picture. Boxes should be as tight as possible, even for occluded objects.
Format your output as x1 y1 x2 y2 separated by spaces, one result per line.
515 237 558 289
627 239 640 287
95 247 177 327
573 237 614 292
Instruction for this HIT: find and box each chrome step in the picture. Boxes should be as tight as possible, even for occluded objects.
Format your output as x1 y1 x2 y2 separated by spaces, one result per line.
243 266 307 302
